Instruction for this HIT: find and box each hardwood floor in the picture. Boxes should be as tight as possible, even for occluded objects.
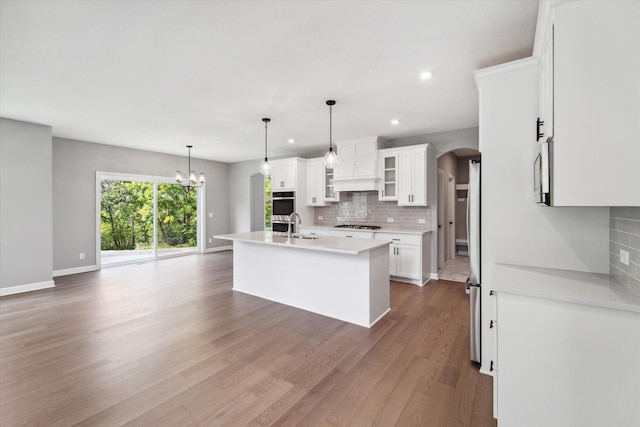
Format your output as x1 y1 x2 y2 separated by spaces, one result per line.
0 252 495 426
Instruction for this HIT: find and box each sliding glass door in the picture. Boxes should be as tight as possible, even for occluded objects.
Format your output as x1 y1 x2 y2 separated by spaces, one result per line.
97 172 203 267
156 183 197 257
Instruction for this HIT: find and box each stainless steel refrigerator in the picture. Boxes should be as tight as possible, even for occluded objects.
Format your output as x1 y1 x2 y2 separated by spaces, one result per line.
466 159 481 363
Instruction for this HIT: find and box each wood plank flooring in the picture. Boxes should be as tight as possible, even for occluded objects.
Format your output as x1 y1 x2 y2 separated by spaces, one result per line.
0 252 495 426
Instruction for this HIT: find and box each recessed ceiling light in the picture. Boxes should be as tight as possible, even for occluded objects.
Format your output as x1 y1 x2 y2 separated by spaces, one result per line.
391 119 400 125
420 70 433 80
288 138 295 144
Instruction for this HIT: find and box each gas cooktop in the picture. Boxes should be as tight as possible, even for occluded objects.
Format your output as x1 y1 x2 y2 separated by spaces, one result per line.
334 224 382 230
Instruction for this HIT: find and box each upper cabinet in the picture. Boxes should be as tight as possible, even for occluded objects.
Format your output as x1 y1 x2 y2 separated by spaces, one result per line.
398 146 427 206
542 1 640 206
378 150 398 201
270 158 307 192
305 158 325 206
324 165 340 202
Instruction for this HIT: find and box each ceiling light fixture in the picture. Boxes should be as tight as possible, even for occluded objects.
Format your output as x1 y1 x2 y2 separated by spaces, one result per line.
288 138 295 144
175 145 205 191
391 119 400 125
260 118 271 176
324 100 337 169
420 70 433 80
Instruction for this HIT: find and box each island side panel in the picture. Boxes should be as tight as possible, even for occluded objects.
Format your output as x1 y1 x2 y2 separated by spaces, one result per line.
368 245 391 325
231 240 389 327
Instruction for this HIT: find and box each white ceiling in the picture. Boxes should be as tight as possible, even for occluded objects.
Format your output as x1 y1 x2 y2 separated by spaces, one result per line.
0 1 539 163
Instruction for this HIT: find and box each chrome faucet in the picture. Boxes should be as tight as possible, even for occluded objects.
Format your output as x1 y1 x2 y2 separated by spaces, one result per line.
287 212 301 240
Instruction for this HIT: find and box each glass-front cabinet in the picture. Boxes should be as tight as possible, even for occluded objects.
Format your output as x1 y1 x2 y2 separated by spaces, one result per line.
378 151 398 201
324 165 340 202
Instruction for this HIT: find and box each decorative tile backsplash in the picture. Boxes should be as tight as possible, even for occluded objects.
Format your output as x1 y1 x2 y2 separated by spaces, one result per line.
313 191 431 230
609 207 640 295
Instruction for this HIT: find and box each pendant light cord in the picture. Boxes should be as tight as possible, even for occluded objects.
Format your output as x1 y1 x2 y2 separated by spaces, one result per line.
326 100 336 154
265 120 268 159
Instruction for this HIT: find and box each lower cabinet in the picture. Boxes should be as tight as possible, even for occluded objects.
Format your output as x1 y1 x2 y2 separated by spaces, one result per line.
298 227 431 285
375 232 430 285
495 292 640 427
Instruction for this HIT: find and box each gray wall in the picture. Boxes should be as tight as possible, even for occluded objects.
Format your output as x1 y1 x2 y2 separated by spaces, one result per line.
229 158 262 234
1 118 53 289
53 137 230 272
609 207 640 295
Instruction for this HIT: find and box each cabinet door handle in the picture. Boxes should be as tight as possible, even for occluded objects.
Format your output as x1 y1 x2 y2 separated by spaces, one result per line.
490 360 495 372
346 235 353 238
490 320 495 329
537 117 545 141
392 238 400 241
408 195 411 203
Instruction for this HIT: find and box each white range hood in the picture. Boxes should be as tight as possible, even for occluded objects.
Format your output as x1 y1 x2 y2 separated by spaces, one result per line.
331 137 384 193
332 157 380 192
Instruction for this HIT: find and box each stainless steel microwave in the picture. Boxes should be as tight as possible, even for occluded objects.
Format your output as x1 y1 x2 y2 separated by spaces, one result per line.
534 137 552 206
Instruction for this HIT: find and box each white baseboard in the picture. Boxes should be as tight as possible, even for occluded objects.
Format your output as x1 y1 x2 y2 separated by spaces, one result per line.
53 265 98 277
205 245 233 253
0 280 55 297
431 273 439 280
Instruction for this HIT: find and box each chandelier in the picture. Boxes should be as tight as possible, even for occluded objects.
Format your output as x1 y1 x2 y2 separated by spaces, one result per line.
175 145 205 191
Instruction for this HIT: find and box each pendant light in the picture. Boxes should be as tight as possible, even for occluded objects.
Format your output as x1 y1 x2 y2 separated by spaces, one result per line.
175 145 205 191
324 100 337 169
260 118 271 176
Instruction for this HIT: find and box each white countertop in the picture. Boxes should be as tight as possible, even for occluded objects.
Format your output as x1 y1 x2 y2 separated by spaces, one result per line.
491 263 640 313
298 225 432 235
214 231 391 255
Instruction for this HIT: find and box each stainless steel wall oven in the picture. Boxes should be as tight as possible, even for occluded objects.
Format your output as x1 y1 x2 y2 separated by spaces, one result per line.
271 191 296 233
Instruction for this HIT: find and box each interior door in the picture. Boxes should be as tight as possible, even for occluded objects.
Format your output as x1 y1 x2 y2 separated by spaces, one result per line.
448 174 456 261
437 169 445 268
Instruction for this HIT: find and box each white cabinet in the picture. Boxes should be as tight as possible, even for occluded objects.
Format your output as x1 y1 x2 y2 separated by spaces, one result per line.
544 1 640 206
305 159 325 206
270 159 298 191
299 227 432 285
495 291 640 427
537 14 553 143
324 166 339 202
378 151 398 201
375 232 429 284
398 148 427 206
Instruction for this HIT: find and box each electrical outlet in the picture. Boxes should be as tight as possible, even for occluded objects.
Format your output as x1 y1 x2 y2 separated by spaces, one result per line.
208 212 213 218
79 253 85 260
620 249 629 266
208 238 212 243
318 216 323 220
387 218 394 223
418 218 426 224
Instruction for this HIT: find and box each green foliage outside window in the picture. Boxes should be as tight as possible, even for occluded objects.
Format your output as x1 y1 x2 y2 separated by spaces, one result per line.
265 175 272 229
100 180 197 250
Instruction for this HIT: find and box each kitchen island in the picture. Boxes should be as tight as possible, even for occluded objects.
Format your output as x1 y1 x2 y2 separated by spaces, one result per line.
214 231 391 327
